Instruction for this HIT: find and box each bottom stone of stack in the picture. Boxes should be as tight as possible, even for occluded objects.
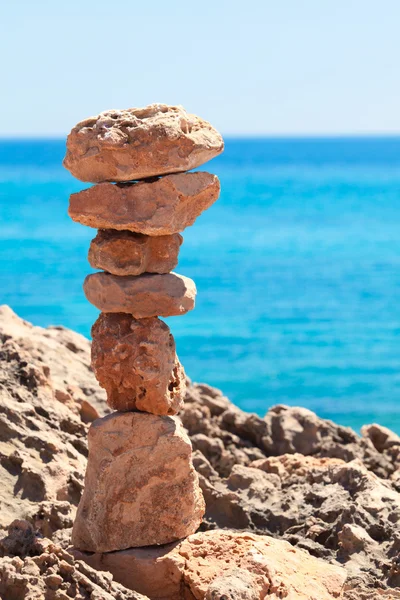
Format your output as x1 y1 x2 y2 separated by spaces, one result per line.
91 313 185 414
72 530 347 600
71 412 205 553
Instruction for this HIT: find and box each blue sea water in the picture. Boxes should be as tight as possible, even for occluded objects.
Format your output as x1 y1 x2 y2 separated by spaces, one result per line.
1 137 400 433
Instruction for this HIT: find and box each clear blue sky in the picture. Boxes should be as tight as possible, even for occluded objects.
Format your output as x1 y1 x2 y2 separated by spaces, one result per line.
1 0 399 136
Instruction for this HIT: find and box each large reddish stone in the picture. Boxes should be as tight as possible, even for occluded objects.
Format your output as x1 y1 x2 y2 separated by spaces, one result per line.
88 230 183 276
83 272 196 318
71 412 205 553
91 313 185 414
68 172 220 235
63 104 224 183
75 530 347 599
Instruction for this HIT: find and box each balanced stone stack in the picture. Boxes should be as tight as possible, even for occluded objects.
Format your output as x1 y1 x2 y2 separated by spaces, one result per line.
63 104 223 553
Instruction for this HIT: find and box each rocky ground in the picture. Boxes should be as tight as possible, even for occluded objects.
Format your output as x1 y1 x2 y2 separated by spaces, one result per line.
1 305 400 599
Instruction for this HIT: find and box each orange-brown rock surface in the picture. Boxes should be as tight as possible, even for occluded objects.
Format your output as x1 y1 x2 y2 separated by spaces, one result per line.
63 104 224 183
64 104 221 562
84 271 196 317
3 307 400 598
77 530 347 600
88 230 183 276
91 313 185 414
69 172 220 235
72 412 205 553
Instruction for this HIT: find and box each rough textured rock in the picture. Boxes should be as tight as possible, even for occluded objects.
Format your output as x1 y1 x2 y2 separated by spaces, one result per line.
69 172 220 235
182 387 400 480
183 387 400 597
180 531 346 600
88 230 183 276
3 306 400 598
0 304 105 417
84 271 196 317
361 423 400 466
63 104 224 183
0 306 107 537
73 543 184 600
77 530 346 600
91 313 185 414
198 455 400 586
0 520 147 600
205 569 258 600
72 412 205 552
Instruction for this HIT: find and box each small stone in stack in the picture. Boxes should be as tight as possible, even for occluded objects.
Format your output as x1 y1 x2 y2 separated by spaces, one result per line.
88 230 183 276
91 313 185 414
83 271 196 318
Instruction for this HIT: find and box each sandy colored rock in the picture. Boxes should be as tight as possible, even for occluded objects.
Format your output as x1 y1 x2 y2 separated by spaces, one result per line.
179 531 346 600
206 569 257 600
3 306 400 598
91 313 185 414
76 529 346 600
69 172 220 235
361 422 400 453
63 104 224 183
84 272 196 318
73 543 185 600
88 230 183 276
0 520 147 600
0 306 107 537
0 304 106 417
205 569 260 600
72 412 205 552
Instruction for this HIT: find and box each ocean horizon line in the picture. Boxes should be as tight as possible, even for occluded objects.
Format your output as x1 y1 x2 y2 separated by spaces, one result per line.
1 133 400 142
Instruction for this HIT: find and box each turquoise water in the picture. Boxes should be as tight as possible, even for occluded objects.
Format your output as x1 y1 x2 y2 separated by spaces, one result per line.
1 138 400 432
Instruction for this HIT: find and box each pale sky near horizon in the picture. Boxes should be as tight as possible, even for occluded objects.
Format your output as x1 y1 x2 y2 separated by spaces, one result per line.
1 0 399 137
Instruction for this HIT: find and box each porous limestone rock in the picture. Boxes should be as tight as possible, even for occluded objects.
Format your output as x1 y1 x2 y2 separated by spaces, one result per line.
0 520 147 600
69 172 220 235
76 530 347 600
361 422 400 455
0 305 105 536
91 313 185 414
205 569 258 600
71 412 205 552
183 393 399 480
88 230 183 276
4 306 400 598
0 304 105 417
84 272 196 318
63 104 224 182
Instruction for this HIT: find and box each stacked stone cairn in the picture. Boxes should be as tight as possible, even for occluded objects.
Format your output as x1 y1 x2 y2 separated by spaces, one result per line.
63 104 224 553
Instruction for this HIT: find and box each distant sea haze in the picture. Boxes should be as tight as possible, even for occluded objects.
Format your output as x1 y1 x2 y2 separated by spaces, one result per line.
1 137 400 432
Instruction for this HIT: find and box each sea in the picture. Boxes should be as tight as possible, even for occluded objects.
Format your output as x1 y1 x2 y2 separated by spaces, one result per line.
1 137 400 433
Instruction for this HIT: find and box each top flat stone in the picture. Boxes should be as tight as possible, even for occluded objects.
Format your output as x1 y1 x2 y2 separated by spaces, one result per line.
63 104 224 182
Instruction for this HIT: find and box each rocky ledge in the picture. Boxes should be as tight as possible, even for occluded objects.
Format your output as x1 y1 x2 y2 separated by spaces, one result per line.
1 305 400 599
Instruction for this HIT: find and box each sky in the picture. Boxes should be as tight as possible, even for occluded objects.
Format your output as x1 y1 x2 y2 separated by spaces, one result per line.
1 0 399 137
